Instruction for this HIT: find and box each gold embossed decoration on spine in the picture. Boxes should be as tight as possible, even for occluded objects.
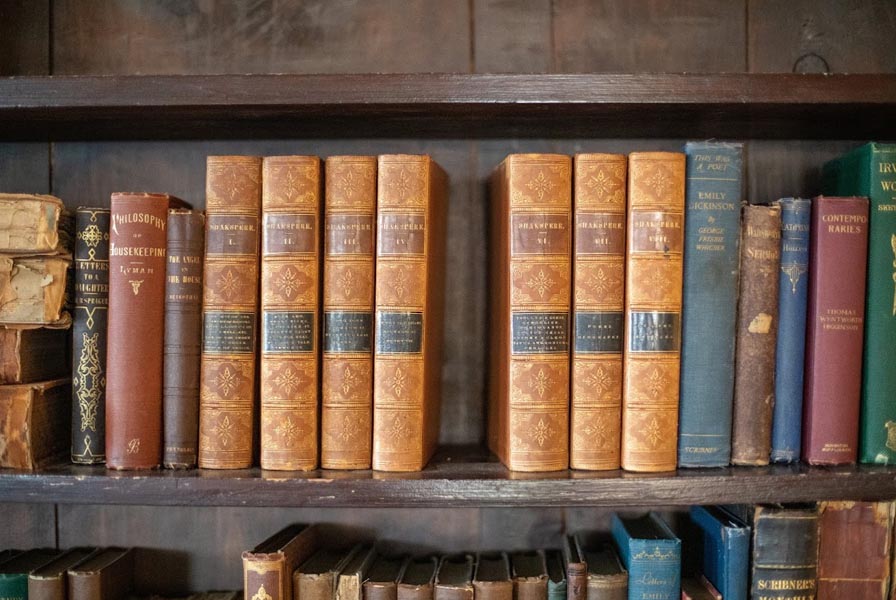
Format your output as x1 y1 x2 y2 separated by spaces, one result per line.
321 156 377 469
372 155 448 472
621 152 686 472
571 154 627 471
260 156 321 471
199 156 262 469
489 154 572 472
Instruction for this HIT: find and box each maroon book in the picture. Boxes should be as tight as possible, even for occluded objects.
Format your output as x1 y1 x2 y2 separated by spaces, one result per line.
802 195 869 465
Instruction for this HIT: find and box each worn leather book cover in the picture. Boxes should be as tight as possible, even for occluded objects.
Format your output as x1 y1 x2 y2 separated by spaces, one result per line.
294 546 360 600
817 501 893 600
434 555 474 600
473 553 511 600
690 505 749 600
731 204 782 466
681 577 722 600
0 255 70 326
163 209 205 469
612 513 680 600
0 378 70 469
572 534 627 600
489 154 571 472
678 142 743 467
336 546 377 600
364 555 409 600
511 551 548 600
243 524 317 600
0 549 60 600
823 143 896 464
260 156 321 471
750 505 818 600
29 548 96 600
322 155 377 470
1 328 67 385
545 550 565 600
0 194 68 255
570 153 626 470
199 156 262 469
771 198 812 464
561 536 585 600
802 196 869 465
106 192 186 470
398 556 438 600
67 548 133 600
372 154 448 472
621 152 686 472
71 207 110 464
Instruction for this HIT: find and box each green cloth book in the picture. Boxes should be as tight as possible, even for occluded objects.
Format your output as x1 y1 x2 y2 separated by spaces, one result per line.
824 142 896 463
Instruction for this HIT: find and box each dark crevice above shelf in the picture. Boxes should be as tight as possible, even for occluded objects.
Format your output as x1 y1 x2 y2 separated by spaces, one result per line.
1 73 895 140
2 446 896 507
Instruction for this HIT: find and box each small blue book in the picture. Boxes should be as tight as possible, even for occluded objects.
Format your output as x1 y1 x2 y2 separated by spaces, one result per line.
678 142 743 467
611 512 681 600
690 505 750 600
771 198 812 463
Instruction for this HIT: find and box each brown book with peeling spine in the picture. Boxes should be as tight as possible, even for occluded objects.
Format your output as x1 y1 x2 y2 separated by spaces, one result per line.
364 555 409 600
398 557 438 600
489 154 572 472
731 204 782 466
571 153 626 471
511 551 548 600
372 155 448 472
336 546 377 600
0 328 68 385
260 156 321 471
0 379 70 469
573 534 627 600
434 555 474 600
67 548 134 600
0 255 70 327
322 156 377 470
621 152 686 472
199 156 262 470
243 524 317 600
0 194 68 255
473 553 511 600
294 546 360 600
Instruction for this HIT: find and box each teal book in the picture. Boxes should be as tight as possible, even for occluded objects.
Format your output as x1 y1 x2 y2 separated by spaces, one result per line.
823 142 896 464
612 513 681 600
0 549 59 600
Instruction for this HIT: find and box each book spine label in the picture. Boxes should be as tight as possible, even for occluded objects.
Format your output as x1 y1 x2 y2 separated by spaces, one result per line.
321 156 377 469
731 204 782 466
818 501 894 600
199 156 262 469
162 210 205 468
106 194 173 469
260 156 321 471
624 542 679 600
621 152 685 472
771 198 812 463
571 154 626 471
803 196 869 464
71 208 110 464
372 155 447 471
678 142 743 467
751 507 818 600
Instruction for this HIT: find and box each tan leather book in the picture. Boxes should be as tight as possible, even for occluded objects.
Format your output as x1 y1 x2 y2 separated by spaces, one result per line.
259 155 321 471
488 154 572 472
243 524 317 600
0 327 68 385
321 155 377 470
397 557 438 600
336 546 377 600
561 537 585 600
29 548 96 600
571 153 627 471
199 155 263 469
372 155 448 472
0 378 70 469
67 548 134 600
0 255 70 327
0 194 68 255
511 551 548 600
573 534 627 600
620 151 686 472
473 553 511 600
434 555 474 600
294 546 360 600
363 555 408 600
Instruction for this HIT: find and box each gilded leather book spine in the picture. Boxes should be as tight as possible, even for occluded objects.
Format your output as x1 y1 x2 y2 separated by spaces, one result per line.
260 155 321 471
321 156 377 469
571 153 626 471
372 155 448 472
162 209 205 468
199 156 262 469
71 207 110 464
731 204 782 466
621 152 685 472
489 154 571 472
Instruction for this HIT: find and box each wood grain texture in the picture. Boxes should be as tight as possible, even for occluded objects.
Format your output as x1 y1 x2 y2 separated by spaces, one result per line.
748 0 896 73
0 0 49 75
473 0 552 73
0 503 56 548
51 0 470 75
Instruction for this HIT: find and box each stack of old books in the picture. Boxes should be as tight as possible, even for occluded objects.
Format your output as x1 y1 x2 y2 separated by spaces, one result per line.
0 194 72 469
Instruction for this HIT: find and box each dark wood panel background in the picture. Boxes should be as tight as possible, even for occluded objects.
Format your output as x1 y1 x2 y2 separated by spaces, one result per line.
0 0 893 593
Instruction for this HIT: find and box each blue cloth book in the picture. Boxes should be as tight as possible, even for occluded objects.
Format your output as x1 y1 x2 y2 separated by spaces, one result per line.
770 198 812 463
690 505 750 600
678 141 743 467
612 512 681 600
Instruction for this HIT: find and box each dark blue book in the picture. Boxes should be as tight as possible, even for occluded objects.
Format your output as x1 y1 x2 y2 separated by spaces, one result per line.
690 505 750 600
771 198 812 463
678 141 743 467
611 513 681 600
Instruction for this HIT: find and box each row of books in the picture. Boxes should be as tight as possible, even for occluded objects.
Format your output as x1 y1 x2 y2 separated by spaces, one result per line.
0 547 134 600
488 142 896 472
245 500 895 600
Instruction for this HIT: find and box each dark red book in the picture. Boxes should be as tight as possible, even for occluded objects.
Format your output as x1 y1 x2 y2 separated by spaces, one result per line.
802 195 869 465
